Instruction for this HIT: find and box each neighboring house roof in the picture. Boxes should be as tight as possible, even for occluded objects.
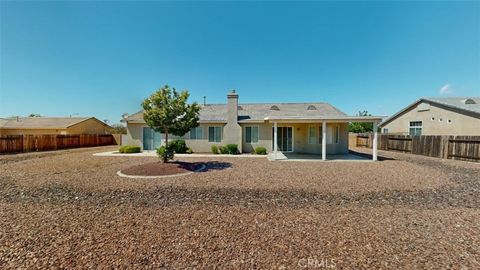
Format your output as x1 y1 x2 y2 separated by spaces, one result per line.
379 97 480 127
126 102 373 123
0 117 107 129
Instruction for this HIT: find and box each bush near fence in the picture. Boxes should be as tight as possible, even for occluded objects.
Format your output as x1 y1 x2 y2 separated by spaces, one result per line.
354 133 480 162
0 134 116 154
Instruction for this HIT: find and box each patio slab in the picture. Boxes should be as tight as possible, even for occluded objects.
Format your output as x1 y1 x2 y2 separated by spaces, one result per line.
268 152 372 162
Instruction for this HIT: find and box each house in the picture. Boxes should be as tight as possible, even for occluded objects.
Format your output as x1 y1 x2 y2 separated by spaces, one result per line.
124 91 382 160
379 97 480 136
0 117 113 135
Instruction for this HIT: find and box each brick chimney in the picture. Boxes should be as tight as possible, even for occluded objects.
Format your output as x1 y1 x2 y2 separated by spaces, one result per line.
224 90 242 152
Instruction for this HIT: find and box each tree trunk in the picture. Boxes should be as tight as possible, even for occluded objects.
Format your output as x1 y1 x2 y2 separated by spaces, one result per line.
165 131 169 147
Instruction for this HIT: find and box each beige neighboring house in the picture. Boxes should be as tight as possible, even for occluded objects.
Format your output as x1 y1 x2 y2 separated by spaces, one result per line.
124 91 382 160
0 117 113 135
379 97 480 136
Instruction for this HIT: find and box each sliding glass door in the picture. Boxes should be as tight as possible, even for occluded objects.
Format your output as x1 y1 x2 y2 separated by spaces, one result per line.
272 126 293 152
143 127 162 150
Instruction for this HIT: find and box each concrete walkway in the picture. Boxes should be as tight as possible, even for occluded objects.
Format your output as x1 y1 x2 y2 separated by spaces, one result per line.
93 150 266 158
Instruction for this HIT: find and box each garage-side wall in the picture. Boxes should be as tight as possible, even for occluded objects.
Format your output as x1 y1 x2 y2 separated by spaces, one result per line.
124 123 144 148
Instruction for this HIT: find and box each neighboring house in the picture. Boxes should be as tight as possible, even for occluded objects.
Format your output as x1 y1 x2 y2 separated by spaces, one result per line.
0 117 113 135
124 91 382 159
379 97 480 136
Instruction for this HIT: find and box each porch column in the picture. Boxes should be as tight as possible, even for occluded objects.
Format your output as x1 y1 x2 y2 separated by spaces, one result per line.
322 121 327 161
273 122 278 160
372 121 378 161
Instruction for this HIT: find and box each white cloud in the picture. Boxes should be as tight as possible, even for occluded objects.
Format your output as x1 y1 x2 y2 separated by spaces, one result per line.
439 83 452 95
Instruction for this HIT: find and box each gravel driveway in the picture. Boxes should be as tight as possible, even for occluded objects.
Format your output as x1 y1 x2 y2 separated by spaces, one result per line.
1 146 479 269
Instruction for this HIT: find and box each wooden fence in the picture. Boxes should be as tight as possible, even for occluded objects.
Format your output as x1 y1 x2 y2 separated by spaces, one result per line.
0 134 116 154
354 134 480 162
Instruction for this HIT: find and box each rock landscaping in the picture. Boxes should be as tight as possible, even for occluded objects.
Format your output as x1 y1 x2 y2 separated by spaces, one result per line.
0 146 479 269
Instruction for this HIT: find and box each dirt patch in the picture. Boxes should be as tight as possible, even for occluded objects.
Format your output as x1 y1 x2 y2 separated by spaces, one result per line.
120 161 203 176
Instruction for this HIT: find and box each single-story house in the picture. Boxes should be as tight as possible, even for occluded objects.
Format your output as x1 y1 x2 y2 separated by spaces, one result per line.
0 117 113 135
379 97 480 136
124 91 382 160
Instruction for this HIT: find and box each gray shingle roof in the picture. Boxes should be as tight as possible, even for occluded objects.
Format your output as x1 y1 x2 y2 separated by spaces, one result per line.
127 102 349 123
423 97 480 114
379 97 480 127
0 117 94 129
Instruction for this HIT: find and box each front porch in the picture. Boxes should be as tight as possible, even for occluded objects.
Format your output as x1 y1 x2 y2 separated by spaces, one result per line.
268 152 371 162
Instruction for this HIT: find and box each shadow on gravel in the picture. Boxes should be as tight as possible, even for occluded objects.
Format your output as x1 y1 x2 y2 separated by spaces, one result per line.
348 150 395 161
199 161 232 172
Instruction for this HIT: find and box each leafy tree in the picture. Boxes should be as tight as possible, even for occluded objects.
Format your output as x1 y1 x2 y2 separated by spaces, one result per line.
111 124 127 134
348 110 373 133
28 113 41 117
142 85 200 162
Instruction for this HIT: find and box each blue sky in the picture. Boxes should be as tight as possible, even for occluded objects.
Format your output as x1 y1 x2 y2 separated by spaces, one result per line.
1 1 479 124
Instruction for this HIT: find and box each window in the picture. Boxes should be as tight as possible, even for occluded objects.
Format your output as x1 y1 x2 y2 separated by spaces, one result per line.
409 121 422 136
318 126 324 144
308 126 317 144
245 126 259 143
208 126 222 142
383 128 389 134
189 127 203 140
448 119 452 124
334 126 340 144
431 117 435 121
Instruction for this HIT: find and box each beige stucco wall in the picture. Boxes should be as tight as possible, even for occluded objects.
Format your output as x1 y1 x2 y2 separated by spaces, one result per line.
126 121 349 154
67 118 112 134
124 123 145 148
382 102 480 135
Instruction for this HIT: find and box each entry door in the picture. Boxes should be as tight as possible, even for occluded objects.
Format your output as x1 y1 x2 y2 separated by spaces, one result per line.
272 126 293 152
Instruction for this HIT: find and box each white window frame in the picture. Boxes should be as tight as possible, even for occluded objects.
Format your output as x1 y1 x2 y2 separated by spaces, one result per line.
409 121 422 136
208 126 222 142
308 125 317 144
189 127 203 140
334 126 340 144
245 126 259 144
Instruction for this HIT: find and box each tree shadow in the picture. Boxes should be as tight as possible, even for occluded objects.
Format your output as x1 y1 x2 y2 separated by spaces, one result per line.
173 161 232 172
348 150 395 161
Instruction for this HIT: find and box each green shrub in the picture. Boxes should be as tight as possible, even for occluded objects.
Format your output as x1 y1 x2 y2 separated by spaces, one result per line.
186 148 193 154
225 144 239 155
119 145 141 153
211 145 219 154
168 140 188 153
255 146 267 155
156 145 174 162
219 146 229 154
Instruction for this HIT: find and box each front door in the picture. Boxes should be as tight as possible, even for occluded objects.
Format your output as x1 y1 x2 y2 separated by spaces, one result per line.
272 126 293 152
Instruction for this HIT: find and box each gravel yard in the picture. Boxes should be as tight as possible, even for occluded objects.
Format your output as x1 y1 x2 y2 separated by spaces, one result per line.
1 146 479 269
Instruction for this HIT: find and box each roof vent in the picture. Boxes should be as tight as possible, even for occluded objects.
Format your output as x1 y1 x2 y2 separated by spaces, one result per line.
238 105 243 111
270 105 280 111
307 105 317 110
464 98 476 105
